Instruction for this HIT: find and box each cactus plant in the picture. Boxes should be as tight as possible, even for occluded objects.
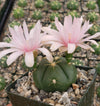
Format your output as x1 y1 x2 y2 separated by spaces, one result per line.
87 12 98 22
9 21 20 28
35 0 44 8
68 11 79 18
67 0 79 10
71 59 83 66
96 63 100 75
0 56 8 68
18 0 27 7
13 7 24 19
33 57 77 92
97 86 100 98
86 1 96 10
50 12 60 21
0 76 6 91
32 10 42 20
50 1 61 10
91 42 100 55
88 24 100 35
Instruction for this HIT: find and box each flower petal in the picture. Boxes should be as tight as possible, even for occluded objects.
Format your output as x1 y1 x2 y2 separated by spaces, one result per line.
55 17 63 32
50 42 63 51
0 48 18 59
7 51 23 66
25 52 34 67
38 48 53 63
68 43 76 54
0 42 14 48
77 43 94 52
23 21 29 40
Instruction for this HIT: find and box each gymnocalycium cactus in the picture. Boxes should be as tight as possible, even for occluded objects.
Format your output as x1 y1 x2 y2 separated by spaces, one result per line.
91 42 100 55
0 56 8 68
32 10 42 20
33 57 77 92
50 1 61 10
35 0 44 8
88 24 100 35
18 0 27 7
71 59 83 66
13 7 24 19
0 76 6 91
86 1 96 10
87 12 98 22
67 0 79 10
68 11 79 18
50 12 60 21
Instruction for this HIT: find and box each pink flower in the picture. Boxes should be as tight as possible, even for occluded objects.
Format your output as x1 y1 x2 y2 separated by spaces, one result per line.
0 21 53 67
42 15 100 53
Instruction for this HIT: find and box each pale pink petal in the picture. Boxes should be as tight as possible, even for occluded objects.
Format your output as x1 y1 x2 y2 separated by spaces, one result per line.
77 43 94 52
55 17 63 32
83 32 100 41
23 21 29 40
38 48 53 63
82 40 98 46
29 20 41 39
50 42 63 51
64 15 72 30
25 52 34 67
7 51 23 65
81 21 93 34
41 35 61 43
68 43 76 53
0 48 18 59
0 42 14 48
42 27 59 35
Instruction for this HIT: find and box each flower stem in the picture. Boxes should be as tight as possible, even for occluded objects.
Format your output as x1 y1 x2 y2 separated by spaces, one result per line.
65 52 73 64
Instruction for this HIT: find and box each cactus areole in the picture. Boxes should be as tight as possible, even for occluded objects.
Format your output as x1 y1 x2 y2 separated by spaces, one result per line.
33 57 77 92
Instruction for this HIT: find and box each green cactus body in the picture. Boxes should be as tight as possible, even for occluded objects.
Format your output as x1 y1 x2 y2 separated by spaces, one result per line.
0 56 8 68
86 1 96 10
32 10 42 20
18 0 27 7
9 21 20 28
87 12 98 22
33 57 77 92
13 8 24 19
71 59 83 66
50 1 61 10
88 24 100 35
91 42 100 55
50 12 60 21
0 76 6 91
67 0 79 10
35 0 44 8
68 11 79 18
97 86 100 98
